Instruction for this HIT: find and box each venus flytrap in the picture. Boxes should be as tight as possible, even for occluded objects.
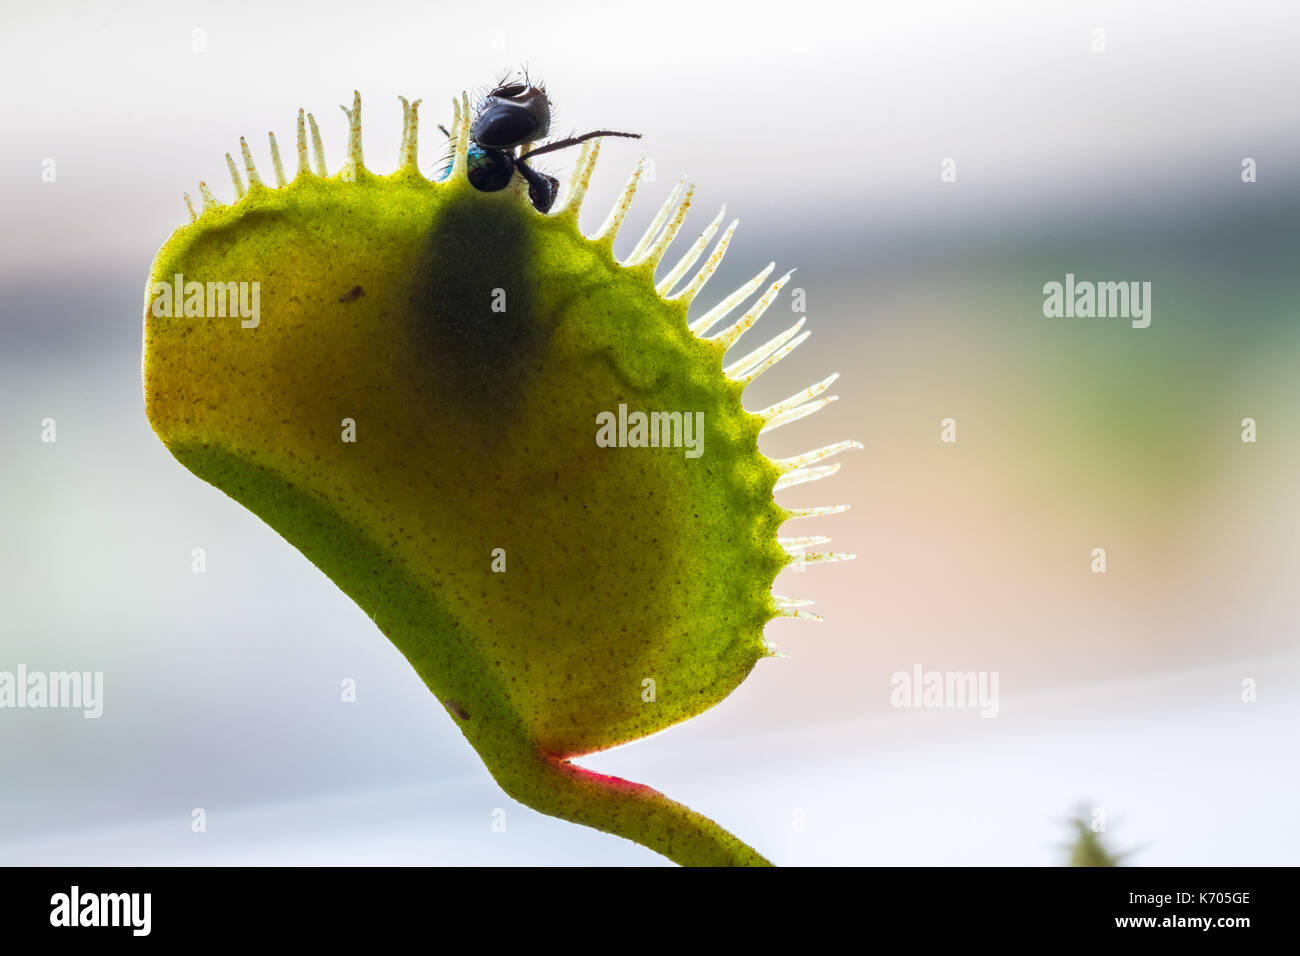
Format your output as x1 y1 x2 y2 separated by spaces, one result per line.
142 89 859 866
1067 812 1128 867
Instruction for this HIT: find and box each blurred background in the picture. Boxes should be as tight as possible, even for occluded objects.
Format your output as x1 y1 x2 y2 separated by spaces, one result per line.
2 0 1298 865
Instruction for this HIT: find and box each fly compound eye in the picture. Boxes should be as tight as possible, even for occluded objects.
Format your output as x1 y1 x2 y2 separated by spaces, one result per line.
471 86 552 149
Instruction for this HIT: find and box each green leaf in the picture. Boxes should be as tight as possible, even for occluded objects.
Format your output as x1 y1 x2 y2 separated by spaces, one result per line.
143 91 857 865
